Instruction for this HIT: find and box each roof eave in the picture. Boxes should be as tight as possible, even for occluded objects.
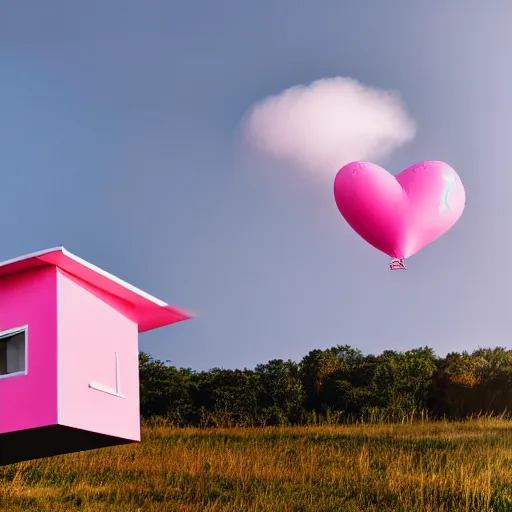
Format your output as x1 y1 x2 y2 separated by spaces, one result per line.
0 247 195 332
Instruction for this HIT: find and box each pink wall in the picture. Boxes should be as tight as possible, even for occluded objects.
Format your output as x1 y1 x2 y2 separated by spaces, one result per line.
57 269 140 441
0 267 58 433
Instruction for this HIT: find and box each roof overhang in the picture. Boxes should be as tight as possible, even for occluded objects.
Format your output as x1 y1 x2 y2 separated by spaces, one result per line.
0 247 194 332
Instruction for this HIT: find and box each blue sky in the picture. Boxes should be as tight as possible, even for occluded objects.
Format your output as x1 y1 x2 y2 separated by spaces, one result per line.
1 1 511 371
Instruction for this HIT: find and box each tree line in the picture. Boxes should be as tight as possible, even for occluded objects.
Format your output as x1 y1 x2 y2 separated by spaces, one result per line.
139 345 512 426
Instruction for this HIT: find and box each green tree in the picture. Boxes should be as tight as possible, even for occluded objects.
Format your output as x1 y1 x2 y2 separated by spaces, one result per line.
371 347 437 420
191 368 261 427
139 352 193 425
254 359 305 425
299 345 362 411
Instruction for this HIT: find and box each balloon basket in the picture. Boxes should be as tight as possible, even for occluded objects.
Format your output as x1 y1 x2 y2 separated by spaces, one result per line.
389 259 407 271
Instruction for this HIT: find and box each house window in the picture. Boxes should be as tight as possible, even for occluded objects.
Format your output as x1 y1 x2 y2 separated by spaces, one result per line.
0 328 27 377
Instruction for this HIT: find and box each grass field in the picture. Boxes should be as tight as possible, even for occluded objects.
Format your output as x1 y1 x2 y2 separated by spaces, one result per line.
1 419 512 511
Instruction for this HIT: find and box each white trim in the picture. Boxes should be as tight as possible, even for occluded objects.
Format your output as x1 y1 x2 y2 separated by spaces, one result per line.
0 325 28 379
0 371 25 379
0 247 64 267
88 382 126 399
60 248 168 307
88 351 126 399
0 326 27 338
0 247 168 307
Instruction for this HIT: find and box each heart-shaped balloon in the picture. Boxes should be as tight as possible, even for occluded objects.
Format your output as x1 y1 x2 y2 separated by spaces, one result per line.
333 161 466 260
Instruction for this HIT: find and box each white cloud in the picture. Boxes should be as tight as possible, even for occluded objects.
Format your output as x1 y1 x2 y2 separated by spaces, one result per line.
241 77 416 179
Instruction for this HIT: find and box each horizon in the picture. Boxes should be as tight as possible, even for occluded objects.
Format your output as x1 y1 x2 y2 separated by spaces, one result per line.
139 343 499 373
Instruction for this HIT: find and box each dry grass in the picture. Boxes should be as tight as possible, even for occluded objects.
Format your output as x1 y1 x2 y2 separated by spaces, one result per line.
1 419 512 510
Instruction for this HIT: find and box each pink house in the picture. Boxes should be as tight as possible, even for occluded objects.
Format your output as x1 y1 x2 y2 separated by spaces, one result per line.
0 247 192 466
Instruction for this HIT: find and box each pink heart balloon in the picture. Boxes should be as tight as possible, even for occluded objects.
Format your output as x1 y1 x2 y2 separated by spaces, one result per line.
333 161 466 260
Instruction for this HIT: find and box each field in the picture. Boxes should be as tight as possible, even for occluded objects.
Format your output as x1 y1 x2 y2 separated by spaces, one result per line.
1 419 512 511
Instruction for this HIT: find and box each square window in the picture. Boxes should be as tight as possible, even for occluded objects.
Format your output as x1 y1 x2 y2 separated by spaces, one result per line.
0 329 26 376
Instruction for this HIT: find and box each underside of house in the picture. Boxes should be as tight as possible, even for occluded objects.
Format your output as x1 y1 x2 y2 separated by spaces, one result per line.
0 425 134 466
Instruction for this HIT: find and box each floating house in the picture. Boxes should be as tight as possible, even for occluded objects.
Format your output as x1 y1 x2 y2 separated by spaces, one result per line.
0 247 192 466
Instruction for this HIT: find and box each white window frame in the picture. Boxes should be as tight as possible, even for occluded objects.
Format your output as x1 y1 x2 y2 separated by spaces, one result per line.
0 325 28 379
